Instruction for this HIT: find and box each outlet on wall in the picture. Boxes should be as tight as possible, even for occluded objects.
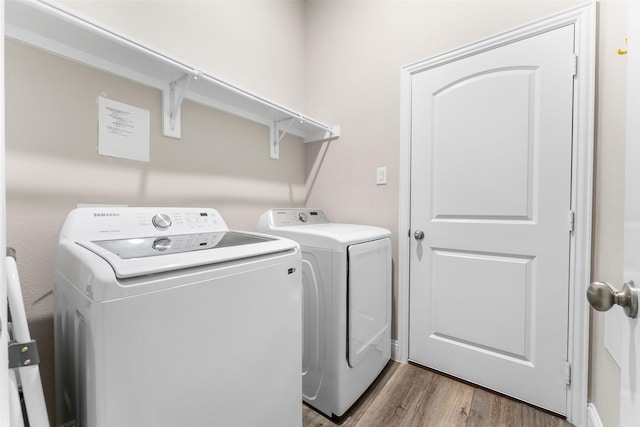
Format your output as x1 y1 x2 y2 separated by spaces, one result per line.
376 167 388 185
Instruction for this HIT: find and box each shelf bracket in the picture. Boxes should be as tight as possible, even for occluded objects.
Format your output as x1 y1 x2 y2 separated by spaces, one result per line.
270 117 297 160
162 72 198 139
303 125 340 144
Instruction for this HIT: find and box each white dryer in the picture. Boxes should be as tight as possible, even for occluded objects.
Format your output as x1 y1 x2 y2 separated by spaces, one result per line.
54 207 302 427
257 208 391 418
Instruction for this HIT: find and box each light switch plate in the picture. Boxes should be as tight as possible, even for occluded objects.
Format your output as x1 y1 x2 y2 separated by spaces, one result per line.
377 167 388 185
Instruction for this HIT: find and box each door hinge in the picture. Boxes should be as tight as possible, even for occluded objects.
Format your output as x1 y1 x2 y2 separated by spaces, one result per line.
572 55 578 77
564 361 572 386
568 210 575 233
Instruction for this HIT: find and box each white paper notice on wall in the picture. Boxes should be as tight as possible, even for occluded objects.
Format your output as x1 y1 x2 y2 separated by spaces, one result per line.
98 97 150 162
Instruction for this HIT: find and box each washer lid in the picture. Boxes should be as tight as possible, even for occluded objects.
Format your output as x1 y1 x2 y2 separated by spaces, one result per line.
77 231 297 278
59 207 298 278
87 231 274 260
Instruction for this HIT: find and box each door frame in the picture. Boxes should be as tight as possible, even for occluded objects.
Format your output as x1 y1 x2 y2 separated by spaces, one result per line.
397 3 596 425
0 2 8 426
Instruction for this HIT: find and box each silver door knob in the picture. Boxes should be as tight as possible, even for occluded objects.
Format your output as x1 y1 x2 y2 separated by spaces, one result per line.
587 280 639 318
414 230 425 240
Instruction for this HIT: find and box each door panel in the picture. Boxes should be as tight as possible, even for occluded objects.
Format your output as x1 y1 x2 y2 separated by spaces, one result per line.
431 249 534 360
409 24 575 414
432 69 536 219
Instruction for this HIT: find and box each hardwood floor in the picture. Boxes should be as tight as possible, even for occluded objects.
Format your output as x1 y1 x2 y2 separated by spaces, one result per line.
302 362 572 427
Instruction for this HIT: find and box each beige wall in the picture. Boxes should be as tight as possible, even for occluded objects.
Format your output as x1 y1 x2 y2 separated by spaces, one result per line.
60 0 307 111
5 1 629 425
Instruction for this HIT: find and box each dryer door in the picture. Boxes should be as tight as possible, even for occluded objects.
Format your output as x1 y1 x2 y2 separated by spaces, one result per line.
347 238 392 367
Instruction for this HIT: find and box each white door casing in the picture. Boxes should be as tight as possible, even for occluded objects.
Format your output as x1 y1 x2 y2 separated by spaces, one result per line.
0 1 8 426
398 3 595 425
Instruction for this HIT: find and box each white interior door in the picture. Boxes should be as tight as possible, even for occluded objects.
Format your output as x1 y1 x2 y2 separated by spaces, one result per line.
615 2 640 425
408 24 576 414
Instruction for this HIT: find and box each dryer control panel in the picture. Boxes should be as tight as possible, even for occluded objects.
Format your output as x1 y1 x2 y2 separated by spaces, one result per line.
267 209 329 227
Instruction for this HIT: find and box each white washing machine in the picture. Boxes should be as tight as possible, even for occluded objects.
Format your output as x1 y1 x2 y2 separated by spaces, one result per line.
257 208 391 418
54 207 302 427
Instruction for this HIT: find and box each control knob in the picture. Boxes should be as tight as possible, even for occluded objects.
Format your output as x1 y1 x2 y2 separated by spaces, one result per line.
152 213 172 230
298 212 308 223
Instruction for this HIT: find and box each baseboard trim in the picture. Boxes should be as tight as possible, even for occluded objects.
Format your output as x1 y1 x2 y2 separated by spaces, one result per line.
391 339 400 361
586 403 604 427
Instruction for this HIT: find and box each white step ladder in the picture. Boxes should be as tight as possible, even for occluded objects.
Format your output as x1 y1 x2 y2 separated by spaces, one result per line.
6 248 49 427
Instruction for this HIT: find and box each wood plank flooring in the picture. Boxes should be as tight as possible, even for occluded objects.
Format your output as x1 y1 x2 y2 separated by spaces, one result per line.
302 362 572 427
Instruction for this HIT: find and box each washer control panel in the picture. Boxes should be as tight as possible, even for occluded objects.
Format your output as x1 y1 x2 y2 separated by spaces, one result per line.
68 207 228 240
269 209 329 227
139 210 219 233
